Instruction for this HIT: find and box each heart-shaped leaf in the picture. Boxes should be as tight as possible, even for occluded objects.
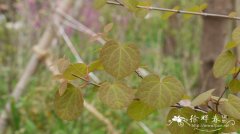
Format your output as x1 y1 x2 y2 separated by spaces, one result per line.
127 100 155 121
63 63 88 80
232 26 240 45
100 40 140 79
191 89 215 106
54 84 84 120
136 75 185 109
93 0 106 9
219 94 240 120
213 50 236 78
98 82 135 109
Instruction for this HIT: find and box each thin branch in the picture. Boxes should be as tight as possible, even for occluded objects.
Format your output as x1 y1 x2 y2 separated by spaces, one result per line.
72 74 101 87
56 10 106 44
194 106 207 113
171 105 183 108
171 104 209 114
207 103 214 111
216 68 240 112
135 70 143 79
106 1 240 21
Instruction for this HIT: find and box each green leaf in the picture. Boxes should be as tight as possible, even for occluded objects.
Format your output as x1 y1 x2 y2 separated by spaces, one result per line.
191 89 215 106
161 6 180 20
229 79 240 93
123 0 139 12
213 50 236 78
135 0 152 17
232 26 240 45
136 75 185 109
93 0 106 9
98 82 135 109
224 41 237 50
127 100 155 121
219 94 240 120
230 67 240 74
167 107 198 134
100 40 140 79
123 0 152 17
54 84 84 120
88 60 103 72
183 3 207 20
63 63 88 80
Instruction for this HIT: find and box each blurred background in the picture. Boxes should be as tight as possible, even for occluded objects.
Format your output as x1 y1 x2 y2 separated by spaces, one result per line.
0 0 239 133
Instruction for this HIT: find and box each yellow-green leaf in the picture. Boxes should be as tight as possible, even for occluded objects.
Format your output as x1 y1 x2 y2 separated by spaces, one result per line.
167 107 198 134
229 79 240 93
232 26 240 45
123 0 139 12
230 67 240 74
123 0 151 17
100 40 140 79
54 84 84 120
183 3 207 20
213 50 236 78
219 94 240 120
161 6 179 20
224 41 237 50
63 63 88 80
127 100 155 121
88 60 103 72
93 0 106 9
136 75 185 109
191 89 215 106
199 3 208 11
98 82 135 109
135 0 152 17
